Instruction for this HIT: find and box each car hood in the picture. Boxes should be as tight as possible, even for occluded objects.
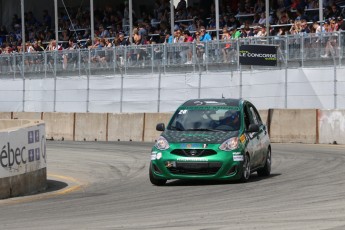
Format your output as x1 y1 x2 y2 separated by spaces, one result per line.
162 130 239 144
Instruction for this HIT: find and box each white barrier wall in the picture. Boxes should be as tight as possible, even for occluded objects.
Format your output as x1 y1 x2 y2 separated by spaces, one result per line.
318 110 345 144
0 120 46 198
1 67 345 113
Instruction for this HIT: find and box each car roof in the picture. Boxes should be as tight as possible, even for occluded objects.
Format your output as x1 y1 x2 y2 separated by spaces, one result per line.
181 98 243 107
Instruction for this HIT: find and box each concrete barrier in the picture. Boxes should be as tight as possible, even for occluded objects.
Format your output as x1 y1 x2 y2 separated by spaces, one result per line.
75 113 107 141
13 112 42 120
43 113 75 141
269 109 317 143
318 110 345 144
143 113 173 142
0 113 11 119
108 113 145 142
4 110 345 145
259 110 269 126
0 119 46 199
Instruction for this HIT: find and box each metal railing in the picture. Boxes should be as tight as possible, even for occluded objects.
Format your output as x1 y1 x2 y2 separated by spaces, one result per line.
1 31 345 78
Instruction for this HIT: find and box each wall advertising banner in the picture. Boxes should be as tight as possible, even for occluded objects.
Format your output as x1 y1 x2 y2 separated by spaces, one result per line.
239 45 278 66
0 124 46 178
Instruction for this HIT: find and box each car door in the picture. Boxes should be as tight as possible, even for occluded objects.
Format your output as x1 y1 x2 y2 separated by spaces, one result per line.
248 103 269 167
243 103 260 169
243 103 266 168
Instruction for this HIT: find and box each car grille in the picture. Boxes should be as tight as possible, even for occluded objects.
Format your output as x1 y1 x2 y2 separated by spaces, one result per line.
167 162 222 175
170 149 217 157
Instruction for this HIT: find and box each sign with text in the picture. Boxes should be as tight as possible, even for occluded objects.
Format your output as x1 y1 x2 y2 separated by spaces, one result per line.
239 45 278 66
0 124 46 178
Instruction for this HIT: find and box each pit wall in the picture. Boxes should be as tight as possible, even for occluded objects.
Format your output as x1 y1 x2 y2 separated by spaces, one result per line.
1 109 344 145
0 119 46 199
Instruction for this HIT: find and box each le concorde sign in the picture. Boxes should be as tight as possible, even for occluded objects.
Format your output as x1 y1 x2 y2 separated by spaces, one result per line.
239 45 278 66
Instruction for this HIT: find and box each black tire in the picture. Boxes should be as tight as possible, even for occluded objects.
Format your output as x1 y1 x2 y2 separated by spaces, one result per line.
239 154 251 183
149 165 167 186
257 148 271 177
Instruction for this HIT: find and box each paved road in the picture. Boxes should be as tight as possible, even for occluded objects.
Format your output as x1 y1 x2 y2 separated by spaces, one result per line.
1 142 345 230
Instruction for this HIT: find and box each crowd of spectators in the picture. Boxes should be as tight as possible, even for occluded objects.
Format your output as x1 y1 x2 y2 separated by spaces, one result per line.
1 0 345 59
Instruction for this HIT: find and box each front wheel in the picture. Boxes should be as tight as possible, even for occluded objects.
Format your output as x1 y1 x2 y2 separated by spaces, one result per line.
257 148 271 177
239 154 251 183
149 165 167 186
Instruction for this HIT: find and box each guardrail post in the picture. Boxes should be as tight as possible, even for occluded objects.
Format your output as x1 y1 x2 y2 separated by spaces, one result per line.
205 42 209 72
151 44 154 74
157 65 162 112
78 50 81 77
163 43 167 74
22 50 25 112
120 68 124 113
13 54 16 79
192 41 196 73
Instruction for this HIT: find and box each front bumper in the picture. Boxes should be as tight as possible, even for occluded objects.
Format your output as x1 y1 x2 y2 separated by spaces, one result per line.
150 147 244 181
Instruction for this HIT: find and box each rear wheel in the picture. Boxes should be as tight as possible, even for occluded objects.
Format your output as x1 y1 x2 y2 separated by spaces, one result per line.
149 165 167 186
239 154 251 183
257 148 271 177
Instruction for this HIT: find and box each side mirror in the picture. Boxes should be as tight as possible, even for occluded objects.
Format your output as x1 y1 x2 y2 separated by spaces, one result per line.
247 124 259 133
156 123 165 131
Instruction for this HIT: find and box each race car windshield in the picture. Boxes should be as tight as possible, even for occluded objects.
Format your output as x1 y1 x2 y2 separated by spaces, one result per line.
168 107 241 132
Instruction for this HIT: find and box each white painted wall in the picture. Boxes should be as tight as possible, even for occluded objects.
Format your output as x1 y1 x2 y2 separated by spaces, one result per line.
0 67 344 113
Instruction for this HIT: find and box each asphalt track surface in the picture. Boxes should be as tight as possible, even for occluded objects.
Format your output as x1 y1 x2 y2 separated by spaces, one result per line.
1 141 345 230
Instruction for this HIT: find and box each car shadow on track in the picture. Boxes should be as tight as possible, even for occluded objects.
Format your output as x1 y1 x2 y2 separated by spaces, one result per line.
45 180 68 193
164 173 281 186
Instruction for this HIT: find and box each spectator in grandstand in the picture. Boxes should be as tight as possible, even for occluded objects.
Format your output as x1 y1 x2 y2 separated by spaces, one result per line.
291 0 307 10
199 26 212 42
180 30 193 64
221 26 232 63
130 28 143 65
44 30 54 42
289 20 302 34
59 30 70 49
337 16 345 30
63 38 78 70
258 12 267 25
31 40 44 70
230 26 241 38
115 32 129 46
277 11 290 24
176 6 187 20
325 3 342 19
255 25 267 37
228 15 241 29
254 0 265 14
99 25 110 38
306 0 319 9
138 23 148 45
299 20 310 34
295 9 309 21
0 25 8 37
176 0 187 12
321 20 338 58
174 29 185 43
42 10 52 29
185 17 200 32
239 25 248 37
91 38 106 63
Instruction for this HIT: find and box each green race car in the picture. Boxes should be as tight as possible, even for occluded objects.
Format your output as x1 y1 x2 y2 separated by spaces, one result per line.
149 98 271 185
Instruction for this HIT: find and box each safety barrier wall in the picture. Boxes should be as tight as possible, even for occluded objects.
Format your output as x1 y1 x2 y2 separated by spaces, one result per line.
0 119 46 199
318 110 345 145
8 109 345 145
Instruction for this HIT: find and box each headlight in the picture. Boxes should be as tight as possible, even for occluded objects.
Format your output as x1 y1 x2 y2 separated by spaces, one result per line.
219 137 239 151
155 136 170 150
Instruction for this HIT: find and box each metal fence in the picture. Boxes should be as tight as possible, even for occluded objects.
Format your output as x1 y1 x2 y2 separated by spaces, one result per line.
1 31 345 78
